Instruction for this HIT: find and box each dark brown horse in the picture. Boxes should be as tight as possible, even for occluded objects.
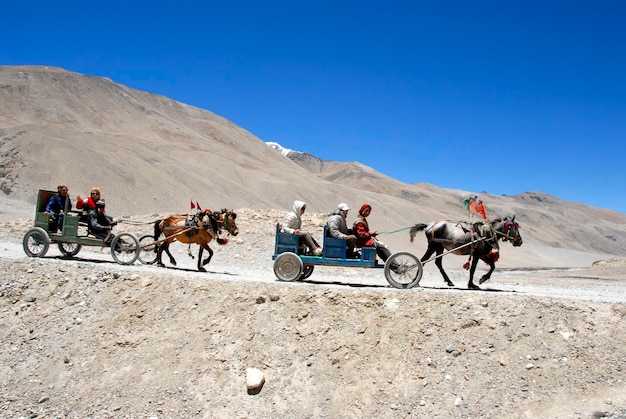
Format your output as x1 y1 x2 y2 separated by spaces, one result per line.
153 209 238 271
409 216 522 289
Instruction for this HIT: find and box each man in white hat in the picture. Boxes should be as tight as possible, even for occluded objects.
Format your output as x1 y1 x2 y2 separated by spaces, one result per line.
326 203 358 257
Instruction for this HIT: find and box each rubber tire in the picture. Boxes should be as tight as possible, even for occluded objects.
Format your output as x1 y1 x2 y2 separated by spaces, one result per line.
138 234 158 265
384 252 423 289
23 227 50 258
300 264 315 280
58 242 82 257
273 252 303 281
110 232 140 265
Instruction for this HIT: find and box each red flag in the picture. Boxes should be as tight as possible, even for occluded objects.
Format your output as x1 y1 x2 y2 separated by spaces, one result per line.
196 201 201 211
475 200 488 219
190 200 196 210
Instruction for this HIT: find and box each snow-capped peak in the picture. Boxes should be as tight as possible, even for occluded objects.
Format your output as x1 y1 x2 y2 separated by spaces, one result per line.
266 141 302 157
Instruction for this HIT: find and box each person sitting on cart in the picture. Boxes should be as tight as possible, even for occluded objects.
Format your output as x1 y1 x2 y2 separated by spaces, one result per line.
76 187 102 212
88 199 117 244
353 203 393 264
282 200 322 256
326 203 358 258
45 183 72 232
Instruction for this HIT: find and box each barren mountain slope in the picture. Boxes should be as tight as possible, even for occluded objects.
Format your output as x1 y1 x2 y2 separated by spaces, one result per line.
1 67 626 418
270 144 626 261
1 65 626 268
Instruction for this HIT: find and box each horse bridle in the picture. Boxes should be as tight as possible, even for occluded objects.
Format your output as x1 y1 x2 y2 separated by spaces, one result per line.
497 220 520 242
196 209 236 237
205 210 235 235
222 211 235 232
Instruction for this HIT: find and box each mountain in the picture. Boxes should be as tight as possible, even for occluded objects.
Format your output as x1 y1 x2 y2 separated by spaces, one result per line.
267 142 440 201
1 65 626 268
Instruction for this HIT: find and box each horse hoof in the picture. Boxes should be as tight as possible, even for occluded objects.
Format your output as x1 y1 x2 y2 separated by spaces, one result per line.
446 281 455 287
198 267 207 272
468 283 481 290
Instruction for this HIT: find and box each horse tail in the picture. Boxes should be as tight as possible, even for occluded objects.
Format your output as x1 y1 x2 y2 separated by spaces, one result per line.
409 223 429 243
153 219 163 241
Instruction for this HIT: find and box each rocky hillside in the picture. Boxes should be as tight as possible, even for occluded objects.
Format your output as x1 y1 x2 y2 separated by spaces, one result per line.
1 65 626 268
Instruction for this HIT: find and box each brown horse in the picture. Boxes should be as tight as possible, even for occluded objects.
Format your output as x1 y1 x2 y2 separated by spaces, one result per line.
153 209 238 271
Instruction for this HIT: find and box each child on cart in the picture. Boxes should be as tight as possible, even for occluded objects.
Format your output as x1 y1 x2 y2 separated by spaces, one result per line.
88 199 117 245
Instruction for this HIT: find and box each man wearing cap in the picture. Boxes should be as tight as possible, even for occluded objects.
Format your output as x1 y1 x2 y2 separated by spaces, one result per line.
326 203 358 257
88 199 118 244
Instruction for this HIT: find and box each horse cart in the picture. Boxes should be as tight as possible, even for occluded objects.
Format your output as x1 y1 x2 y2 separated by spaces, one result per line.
22 189 141 264
272 224 424 289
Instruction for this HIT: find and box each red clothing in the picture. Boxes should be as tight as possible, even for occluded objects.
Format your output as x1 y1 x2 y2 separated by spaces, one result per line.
353 216 375 247
76 197 97 211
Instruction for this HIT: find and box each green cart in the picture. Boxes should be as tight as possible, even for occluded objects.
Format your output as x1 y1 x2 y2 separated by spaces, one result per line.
22 189 140 265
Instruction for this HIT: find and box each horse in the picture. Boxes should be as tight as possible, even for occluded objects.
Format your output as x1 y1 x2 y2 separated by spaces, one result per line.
409 216 522 290
153 209 239 272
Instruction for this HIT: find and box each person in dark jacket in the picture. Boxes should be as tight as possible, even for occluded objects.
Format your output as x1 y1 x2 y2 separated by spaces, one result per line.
45 183 72 232
88 199 117 244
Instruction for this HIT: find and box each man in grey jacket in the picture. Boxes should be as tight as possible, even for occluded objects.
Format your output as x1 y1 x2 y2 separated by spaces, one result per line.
326 203 358 257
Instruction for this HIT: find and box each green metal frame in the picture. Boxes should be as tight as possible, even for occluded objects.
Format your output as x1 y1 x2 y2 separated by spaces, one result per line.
34 189 106 246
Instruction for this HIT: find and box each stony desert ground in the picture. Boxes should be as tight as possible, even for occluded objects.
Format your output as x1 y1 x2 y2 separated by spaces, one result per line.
1 207 626 419
2 66 626 418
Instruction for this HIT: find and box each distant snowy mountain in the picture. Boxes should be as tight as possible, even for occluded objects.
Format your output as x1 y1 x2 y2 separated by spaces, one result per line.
266 142 299 157
266 141 327 174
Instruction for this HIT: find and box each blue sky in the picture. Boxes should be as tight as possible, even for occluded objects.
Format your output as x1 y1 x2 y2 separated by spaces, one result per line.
2 1 625 214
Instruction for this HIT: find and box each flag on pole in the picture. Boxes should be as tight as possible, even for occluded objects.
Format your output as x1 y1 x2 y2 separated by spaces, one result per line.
190 200 196 210
196 202 202 211
475 200 488 219
464 196 477 217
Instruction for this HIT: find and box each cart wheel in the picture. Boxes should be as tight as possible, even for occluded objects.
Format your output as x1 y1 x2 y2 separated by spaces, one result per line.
58 242 82 257
384 252 423 289
23 227 50 258
111 233 139 265
138 234 158 265
273 252 303 281
300 264 315 280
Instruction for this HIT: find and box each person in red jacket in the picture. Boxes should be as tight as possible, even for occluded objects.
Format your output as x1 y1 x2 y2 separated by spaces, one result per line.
76 187 102 212
352 203 392 263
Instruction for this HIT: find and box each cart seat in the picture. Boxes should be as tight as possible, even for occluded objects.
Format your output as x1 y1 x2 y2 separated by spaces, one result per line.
35 189 60 233
323 226 347 259
274 224 307 255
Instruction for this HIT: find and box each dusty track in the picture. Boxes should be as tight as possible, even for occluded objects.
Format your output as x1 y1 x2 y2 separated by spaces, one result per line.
1 212 625 418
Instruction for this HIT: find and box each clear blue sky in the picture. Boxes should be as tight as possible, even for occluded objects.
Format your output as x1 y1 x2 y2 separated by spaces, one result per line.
2 1 625 214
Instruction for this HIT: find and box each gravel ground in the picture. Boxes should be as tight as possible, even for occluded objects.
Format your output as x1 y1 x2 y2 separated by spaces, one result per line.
1 210 625 418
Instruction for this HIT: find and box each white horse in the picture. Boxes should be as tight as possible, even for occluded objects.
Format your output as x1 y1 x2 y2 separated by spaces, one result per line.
409 216 522 289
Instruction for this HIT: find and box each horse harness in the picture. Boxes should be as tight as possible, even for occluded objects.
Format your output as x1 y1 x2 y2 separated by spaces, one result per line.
430 221 498 250
183 210 226 238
